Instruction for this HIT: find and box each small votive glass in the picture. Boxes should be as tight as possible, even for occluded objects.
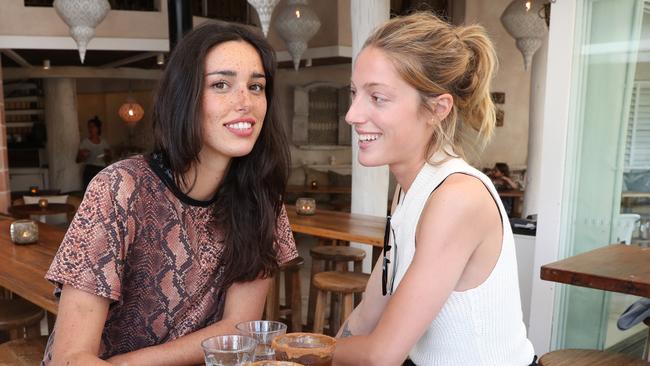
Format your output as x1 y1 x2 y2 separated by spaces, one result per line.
310 180 318 189
38 198 49 208
295 198 316 216
10 220 38 245
272 333 336 366
201 335 257 366
29 186 39 195
236 320 287 361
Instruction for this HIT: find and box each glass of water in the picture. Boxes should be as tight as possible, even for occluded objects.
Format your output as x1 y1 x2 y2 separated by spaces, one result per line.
201 334 258 366
235 320 287 361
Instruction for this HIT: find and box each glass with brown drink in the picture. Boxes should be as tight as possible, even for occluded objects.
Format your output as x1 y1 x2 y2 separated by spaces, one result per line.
271 333 336 366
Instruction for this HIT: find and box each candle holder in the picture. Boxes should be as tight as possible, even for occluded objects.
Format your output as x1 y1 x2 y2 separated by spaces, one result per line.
295 197 316 216
38 198 49 208
29 186 39 195
310 180 318 189
10 220 38 245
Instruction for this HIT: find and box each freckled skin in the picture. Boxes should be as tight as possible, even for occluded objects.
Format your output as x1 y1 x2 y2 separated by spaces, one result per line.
198 41 268 171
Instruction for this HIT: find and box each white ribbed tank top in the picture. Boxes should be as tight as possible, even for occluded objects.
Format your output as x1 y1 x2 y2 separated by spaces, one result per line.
390 158 534 365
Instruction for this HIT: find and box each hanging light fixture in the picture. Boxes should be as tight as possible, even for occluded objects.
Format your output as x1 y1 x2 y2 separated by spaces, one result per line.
53 0 110 64
247 0 280 37
275 0 321 71
118 98 144 124
500 0 548 70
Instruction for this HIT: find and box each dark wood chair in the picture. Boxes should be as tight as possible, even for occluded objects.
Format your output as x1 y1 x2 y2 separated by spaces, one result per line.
0 298 45 340
265 256 304 332
0 336 48 365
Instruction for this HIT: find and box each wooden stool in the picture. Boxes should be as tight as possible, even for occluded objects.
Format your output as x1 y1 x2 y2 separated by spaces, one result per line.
312 271 369 336
0 299 45 340
265 256 304 332
538 349 650 366
0 336 49 365
307 246 366 331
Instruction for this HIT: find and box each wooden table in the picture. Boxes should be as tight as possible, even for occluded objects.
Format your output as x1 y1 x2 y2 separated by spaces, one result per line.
540 244 650 297
0 216 63 314
8 204 76 221
286 205 386 263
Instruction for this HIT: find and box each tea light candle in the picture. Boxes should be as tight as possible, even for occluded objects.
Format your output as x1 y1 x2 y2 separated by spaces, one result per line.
296 197 316 215
29 186 39 195
310 180 318 189
10 220 38 244
38 198 49 208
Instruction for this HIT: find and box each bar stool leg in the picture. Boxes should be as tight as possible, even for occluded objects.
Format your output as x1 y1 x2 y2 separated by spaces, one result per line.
341 293 354 328
288 268 302 332
329 292 340 336
307 258 325 330
313 289 327 334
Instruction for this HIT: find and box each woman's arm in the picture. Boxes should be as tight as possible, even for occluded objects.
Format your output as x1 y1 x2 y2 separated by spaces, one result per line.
76 149 90 163
333 175 500 365
107 277 272 366
49 286 112 366
337 253 388 337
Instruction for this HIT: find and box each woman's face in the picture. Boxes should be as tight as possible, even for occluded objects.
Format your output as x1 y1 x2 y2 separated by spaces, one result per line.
88 122 99 139
346 47 434 171
199 40 267 166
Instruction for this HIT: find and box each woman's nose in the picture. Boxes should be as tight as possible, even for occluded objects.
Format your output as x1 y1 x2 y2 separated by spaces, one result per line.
345 97 365 126
235 87 252 112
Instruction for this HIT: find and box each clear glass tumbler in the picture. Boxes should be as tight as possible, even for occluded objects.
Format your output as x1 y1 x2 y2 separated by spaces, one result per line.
201 334 258 366
236 320 287 361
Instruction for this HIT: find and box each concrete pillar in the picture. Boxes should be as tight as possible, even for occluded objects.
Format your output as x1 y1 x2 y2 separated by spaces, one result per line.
522 33 549 218
44 79 82 193
0 55 11 213
350 0 390 272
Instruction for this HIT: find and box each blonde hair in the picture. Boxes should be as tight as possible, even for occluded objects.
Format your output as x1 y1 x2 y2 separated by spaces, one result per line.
363 12 497 161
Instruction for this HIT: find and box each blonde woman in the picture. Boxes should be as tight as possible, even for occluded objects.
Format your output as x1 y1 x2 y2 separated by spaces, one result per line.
334 13 535 366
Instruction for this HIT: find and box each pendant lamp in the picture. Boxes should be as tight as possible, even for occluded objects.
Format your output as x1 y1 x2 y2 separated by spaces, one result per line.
54 0 111 64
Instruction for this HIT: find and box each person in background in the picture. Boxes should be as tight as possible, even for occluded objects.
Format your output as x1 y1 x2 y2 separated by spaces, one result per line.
489 162 520 191
489 162 520 216
43 21 297 366
333 12 535 366
76 116 111 190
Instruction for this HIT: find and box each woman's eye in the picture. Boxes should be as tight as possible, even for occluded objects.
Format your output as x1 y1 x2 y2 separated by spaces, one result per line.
211 81 228 90
371 95 386 104
350 89 357 99
250 84 265 92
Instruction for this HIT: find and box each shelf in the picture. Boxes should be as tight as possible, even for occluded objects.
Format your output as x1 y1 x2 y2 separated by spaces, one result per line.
5 96 41 102
6 122 34 128
5 109 44 116
296 145 351 151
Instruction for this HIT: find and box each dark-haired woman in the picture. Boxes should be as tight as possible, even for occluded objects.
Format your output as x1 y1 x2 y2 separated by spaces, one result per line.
43 21 296 366
76 116 111 191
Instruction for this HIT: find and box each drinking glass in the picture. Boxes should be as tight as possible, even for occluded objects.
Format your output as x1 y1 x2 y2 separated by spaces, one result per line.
201 334 257 366
271 332 336 366
236 320 287 361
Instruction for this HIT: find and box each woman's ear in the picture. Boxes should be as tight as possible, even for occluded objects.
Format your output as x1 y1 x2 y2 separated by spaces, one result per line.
427 94 453 124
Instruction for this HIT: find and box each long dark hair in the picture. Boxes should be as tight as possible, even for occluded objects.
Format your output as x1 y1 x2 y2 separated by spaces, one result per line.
152 21 290 288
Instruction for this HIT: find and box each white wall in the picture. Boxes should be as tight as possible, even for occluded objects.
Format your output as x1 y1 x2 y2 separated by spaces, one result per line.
464 0 532 169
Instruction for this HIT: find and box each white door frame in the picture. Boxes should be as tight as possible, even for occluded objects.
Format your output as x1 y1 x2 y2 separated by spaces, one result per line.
527 0 579 355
